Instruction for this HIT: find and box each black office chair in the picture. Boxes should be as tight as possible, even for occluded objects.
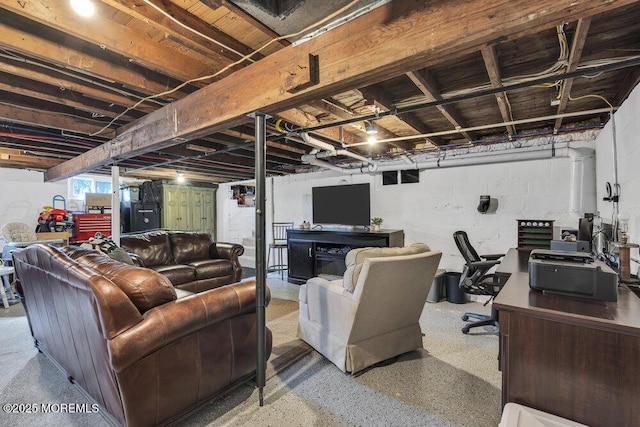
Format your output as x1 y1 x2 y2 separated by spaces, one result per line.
453 231 505 334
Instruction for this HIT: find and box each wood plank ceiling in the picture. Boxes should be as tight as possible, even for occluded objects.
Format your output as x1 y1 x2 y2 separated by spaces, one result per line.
0 0 639 183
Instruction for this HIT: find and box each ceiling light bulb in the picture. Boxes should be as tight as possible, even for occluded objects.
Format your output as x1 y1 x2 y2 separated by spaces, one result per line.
368 136 378 144
70 0 95 17
176 171 185 183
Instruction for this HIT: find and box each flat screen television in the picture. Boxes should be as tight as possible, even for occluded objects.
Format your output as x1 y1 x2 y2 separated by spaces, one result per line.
312 183 371 226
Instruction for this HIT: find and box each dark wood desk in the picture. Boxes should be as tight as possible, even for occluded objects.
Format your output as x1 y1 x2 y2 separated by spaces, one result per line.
494 248 640 427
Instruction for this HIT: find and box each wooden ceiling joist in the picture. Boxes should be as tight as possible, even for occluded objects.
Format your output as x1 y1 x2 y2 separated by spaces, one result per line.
554 17 593 131
0 103 116 138
100 0 260 65
481 45 516 136
0 16 189 100
0 0 216 83
356 85 444 146
406 70 474 142
44 0 637 181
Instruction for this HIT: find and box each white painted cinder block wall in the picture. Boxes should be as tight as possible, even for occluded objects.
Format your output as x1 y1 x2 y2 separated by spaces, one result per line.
218 137 597 273
595 83 640 272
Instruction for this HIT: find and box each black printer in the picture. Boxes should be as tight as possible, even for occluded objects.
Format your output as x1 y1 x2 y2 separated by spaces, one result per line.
529 249 618 302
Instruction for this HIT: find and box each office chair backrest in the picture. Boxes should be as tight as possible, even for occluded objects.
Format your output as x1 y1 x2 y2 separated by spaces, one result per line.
272 222 293 245
453 230 481 265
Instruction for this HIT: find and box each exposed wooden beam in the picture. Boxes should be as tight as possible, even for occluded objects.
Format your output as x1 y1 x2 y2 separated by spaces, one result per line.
0 103 116 137
554 17 592 131
0 15 190 99
406 70 474 142
0 0 216 82
45 0 637 181
481 45 516 136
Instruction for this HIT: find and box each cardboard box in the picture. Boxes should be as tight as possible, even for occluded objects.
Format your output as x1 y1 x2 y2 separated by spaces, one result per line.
85 193 112 207
36 231 69 245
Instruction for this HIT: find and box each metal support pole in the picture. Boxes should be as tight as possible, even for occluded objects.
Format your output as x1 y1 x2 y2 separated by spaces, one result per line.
254 112 267 406
111 165 121 245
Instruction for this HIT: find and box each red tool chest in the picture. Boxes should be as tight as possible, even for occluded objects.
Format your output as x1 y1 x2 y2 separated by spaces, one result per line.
71 213 112 242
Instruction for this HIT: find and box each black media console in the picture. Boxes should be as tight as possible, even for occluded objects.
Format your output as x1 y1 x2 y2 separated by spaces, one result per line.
286 228 405 284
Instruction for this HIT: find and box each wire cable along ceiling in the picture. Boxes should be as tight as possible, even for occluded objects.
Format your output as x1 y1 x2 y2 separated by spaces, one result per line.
0 0 636 182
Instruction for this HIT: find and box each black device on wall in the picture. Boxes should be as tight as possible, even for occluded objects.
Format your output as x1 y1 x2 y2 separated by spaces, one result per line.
312 183 371 226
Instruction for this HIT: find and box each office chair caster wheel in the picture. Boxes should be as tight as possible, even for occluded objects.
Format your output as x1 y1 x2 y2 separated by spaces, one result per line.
462 326 470 334
461 314 469 321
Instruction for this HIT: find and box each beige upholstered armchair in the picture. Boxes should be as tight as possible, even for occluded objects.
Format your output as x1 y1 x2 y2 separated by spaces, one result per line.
297 243 442 374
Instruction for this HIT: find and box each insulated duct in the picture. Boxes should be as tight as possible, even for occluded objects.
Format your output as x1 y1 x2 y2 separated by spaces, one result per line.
299 133 376 166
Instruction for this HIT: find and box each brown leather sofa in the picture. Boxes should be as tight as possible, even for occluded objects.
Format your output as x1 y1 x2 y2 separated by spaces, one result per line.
13 244 272 427
119 230 244 293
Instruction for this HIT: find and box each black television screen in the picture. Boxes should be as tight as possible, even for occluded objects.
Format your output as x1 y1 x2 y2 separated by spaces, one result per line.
312 183 371 226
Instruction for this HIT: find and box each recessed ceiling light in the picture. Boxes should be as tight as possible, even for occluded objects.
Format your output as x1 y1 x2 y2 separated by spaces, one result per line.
70 0 95 17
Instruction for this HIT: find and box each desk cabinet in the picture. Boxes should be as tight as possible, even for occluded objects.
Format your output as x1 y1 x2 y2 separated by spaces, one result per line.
494 259 640 427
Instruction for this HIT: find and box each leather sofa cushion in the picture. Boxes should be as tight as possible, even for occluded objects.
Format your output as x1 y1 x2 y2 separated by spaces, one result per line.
189 259 234 279
342 243 431 293
152 264 196 286
170 232 212 264
120 231 174 267
62 247 177 313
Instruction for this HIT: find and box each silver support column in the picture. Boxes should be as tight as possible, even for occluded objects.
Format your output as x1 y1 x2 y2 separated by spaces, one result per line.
254 112 267 406
111 165 121 245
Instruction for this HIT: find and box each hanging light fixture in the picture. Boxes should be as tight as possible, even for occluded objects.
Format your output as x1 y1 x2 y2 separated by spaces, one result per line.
176 171 185 183
365 121 378 135
365 121 378 144
70 0 95 17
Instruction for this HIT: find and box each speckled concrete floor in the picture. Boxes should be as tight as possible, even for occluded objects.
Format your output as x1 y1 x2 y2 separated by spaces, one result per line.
0 273 502 427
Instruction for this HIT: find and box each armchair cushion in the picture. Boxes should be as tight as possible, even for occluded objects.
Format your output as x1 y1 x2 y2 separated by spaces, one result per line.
343 243 430 292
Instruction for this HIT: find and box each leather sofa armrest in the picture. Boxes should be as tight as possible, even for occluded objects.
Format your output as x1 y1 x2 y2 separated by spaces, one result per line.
211 242 244 281
109 279 268 372
210 242 244 261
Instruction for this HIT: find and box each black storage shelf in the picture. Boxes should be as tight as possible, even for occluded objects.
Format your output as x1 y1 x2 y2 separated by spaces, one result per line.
517 219 554 251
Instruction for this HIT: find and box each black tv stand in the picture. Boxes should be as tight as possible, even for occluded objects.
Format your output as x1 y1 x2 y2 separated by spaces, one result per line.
286 228 404 284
